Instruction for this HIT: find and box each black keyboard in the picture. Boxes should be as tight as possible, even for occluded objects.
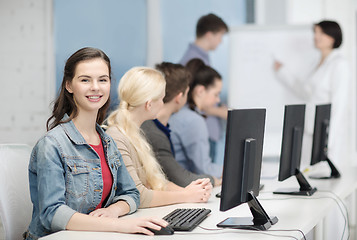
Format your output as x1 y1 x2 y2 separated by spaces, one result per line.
163 208 211 231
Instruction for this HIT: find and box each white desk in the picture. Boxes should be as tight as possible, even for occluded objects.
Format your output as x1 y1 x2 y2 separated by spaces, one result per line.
40 164 357 240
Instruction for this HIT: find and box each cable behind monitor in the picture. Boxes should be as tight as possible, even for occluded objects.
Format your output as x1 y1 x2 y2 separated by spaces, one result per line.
259 193 349 240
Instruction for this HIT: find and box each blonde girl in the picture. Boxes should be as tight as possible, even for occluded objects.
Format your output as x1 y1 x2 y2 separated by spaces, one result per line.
106 67 212 208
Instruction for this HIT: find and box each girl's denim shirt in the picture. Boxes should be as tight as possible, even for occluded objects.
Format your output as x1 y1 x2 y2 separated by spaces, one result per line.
25 115 140 239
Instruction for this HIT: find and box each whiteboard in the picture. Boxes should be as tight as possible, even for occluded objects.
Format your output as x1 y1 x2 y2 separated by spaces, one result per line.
228 25 320 156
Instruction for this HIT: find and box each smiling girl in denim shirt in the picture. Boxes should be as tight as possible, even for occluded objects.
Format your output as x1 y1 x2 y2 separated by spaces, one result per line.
24 47 168 239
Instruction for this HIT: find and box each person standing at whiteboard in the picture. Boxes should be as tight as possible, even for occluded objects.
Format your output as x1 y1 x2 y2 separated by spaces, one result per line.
274 20 352 166
180 13 229 162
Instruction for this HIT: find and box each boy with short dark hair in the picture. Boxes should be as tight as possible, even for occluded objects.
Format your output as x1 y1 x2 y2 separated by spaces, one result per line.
141 62 220 187
180 13 229 66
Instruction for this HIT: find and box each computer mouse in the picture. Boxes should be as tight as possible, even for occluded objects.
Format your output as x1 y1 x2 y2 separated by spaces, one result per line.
146 225 174 235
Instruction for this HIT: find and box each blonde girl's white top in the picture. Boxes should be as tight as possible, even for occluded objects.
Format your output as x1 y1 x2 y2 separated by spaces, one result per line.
276 49 353 166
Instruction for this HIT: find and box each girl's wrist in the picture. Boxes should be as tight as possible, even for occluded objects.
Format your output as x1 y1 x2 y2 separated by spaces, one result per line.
182 189 191 203
111 201 130 217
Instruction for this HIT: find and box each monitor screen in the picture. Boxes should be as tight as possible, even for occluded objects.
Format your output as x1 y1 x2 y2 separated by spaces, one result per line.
274 104 317 196
218 108 278 230
219 109 266 211
309 104 340 179
311 104 331 165
278 104 305 181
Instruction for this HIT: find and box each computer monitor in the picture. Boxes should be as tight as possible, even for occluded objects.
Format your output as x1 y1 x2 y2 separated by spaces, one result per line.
217 109 278 230
273 104 317 196
310 104 341 179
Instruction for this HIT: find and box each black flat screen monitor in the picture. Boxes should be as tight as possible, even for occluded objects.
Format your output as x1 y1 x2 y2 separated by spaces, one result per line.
310 104 340 179
217 109 278 230
274 104 317 196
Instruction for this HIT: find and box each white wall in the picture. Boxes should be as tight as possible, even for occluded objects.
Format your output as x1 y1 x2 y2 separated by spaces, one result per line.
147 0 163 67
0 0 55 147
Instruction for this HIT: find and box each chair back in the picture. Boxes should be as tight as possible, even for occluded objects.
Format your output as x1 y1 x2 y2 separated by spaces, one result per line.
0 144 32 240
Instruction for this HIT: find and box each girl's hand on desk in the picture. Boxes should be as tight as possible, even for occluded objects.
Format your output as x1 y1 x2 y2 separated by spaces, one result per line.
89 207 121 218
184 178 212 202
89 200 130 218
213 176 222 186
200 178 213 191
116 217 168 236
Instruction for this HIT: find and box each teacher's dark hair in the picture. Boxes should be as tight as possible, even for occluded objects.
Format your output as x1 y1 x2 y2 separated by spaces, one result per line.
47 47 112 130
185 58 221 111
315 20 343 48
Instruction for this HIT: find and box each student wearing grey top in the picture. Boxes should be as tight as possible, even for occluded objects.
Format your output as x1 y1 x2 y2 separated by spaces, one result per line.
180 13 229 162
169 59 224 178
141 62 221 187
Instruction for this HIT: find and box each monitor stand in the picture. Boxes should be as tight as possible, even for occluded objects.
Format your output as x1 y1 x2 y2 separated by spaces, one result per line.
217 192 278 230
273 169 317 196
309 157 341 179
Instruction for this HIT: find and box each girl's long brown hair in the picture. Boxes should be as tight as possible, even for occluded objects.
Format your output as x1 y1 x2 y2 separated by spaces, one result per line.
46 47 112 131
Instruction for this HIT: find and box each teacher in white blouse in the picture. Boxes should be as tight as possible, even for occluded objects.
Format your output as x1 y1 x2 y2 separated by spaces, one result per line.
274 20 353 167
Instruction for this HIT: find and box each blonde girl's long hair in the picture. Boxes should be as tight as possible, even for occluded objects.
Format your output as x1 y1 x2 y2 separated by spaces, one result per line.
107 67 167 190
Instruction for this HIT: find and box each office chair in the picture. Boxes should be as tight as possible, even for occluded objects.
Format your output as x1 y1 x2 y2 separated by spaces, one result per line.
0 144 32 240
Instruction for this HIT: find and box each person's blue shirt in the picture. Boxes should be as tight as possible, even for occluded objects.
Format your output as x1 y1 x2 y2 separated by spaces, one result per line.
180 43 210 66
169 105 222 178
179 42 223 163
26 114 139 239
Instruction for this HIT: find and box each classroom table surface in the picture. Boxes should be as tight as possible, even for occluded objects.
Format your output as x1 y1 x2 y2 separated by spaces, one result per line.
40 163 357 240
